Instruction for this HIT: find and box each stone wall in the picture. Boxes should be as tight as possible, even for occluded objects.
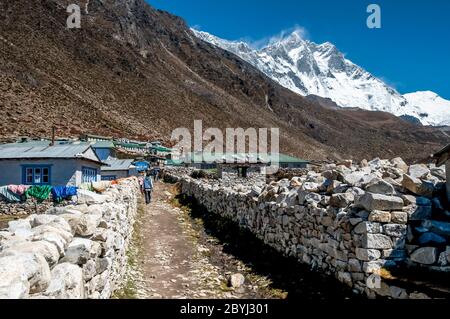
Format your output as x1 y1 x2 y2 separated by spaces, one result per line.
0 178 140 299
164 158 449 299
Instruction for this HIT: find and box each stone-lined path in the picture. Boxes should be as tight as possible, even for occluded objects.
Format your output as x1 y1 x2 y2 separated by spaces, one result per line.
115 182 355 300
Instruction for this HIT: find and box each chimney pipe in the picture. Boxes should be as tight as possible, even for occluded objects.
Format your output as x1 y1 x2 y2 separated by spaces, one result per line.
51 126 56 146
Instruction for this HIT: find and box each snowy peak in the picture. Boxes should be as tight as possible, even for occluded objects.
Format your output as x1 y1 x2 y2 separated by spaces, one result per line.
404 91 450 126
193 29 450 127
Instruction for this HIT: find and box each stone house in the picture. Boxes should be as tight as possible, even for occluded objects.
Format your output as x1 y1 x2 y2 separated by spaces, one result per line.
433 144 450 202
0 141 104 186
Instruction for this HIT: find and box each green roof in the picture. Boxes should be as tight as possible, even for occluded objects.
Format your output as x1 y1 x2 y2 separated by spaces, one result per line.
152 146 173 153
92 141 115 149
181 152 309 164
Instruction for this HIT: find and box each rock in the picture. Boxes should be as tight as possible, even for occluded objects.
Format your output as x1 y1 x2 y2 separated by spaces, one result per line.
82 260 97 281
365 179 395 195
0 255 30 299
408 164 430 179
8 219 31 233
228 273 245 288
430 166 446 180
383 224 407 237
368 211 392 223
348 259 362 272
1 241 60 266
75 214 102 237
343 172 369 187
421 220 450 238
0 252 51 295
362 234 393 249
60 238 102 265
330 193 354 208
391 157 408 174
44 263 84 299
402 174 434 198
354 222 381 234
337 272 352 286
356 193 404 211
325 180 340 194
390 211 408 224
410 247 438 265
408 205 432 221
418 233 446 245
77 190 108 205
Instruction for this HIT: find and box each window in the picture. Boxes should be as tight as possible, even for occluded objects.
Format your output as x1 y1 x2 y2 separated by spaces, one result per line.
22 165 51 185
82 167 98 183
101 175 116 181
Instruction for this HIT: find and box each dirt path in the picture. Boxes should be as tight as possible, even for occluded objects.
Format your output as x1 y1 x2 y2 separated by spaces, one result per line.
115 182 355 300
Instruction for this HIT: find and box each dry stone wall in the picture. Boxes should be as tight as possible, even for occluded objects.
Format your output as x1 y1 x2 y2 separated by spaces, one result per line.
0 178 140 299
164 158 449 299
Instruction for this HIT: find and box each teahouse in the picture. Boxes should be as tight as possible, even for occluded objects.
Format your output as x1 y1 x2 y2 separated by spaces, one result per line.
0 141 104 186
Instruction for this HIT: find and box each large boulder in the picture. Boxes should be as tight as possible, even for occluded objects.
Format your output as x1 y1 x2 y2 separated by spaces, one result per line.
356 193 404 211
44 263 85 299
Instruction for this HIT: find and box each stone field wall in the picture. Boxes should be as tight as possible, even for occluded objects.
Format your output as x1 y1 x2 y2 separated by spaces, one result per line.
0 178 140 299
164 158 449 299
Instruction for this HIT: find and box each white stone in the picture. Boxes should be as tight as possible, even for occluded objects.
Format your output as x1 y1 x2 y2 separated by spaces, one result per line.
44 263 85 299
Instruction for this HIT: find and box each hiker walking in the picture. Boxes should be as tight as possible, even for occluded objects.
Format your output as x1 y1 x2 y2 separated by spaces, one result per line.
143 171 154 204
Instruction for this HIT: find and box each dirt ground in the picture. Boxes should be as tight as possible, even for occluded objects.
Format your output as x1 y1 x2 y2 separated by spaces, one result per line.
114 182 356 300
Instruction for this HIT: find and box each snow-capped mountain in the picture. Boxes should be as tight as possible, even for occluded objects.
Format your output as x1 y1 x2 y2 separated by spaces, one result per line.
193 29 450 126
404 91 450 126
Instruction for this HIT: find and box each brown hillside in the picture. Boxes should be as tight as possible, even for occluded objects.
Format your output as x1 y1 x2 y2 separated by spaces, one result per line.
0 0 447 162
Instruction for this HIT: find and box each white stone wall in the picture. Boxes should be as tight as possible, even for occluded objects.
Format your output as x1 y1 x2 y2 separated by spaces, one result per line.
0 178 140 299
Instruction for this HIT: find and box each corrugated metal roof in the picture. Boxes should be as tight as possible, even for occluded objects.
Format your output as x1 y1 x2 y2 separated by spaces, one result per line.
0 142 94 160
91 141 115 149
101 159 135 171
182 152 309 164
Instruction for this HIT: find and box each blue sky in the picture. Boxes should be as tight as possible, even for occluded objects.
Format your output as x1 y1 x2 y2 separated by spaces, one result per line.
148 0 450 99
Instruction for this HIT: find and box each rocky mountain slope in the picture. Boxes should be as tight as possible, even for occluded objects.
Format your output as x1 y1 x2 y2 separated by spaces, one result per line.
0 0 447 161
193 30 450 127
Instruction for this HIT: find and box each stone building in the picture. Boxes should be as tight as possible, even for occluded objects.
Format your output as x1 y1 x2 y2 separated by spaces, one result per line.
433 144 450 202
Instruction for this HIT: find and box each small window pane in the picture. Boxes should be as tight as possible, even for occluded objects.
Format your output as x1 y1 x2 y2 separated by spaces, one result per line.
42 175 49 183
35 168 41 174
43 168 49 175
26 175 33 183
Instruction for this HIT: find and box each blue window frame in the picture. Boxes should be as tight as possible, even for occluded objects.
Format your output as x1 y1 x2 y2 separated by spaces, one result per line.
82 167 98 183
22 165 52 185
101 175 116 181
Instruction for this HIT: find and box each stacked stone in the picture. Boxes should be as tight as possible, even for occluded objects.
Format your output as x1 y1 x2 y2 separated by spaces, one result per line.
0 199 56 216
0 178 139 299
166 157 448 299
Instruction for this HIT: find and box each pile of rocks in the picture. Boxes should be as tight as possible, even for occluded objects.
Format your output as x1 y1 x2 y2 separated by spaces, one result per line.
0 178 139 299
165 157 449 299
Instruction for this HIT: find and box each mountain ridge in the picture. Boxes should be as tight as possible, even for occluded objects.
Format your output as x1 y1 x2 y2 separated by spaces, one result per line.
193 29 450 127
0 0 447 162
